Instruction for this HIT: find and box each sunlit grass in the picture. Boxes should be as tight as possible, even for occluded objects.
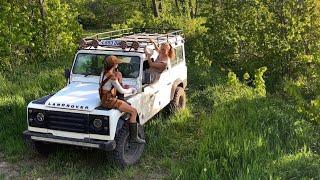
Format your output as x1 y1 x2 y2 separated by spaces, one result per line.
0 56 319 178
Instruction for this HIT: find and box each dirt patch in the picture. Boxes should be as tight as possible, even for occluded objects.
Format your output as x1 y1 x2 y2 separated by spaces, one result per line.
0 152 19 180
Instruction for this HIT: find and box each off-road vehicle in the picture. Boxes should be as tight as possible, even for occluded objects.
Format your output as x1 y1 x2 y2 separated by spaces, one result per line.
23 28 187 167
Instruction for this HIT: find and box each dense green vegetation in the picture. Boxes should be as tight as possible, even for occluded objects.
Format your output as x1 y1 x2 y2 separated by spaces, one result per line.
1 0 320 179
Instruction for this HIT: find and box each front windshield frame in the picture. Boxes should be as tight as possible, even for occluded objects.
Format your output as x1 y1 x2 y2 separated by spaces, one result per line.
71 52 141 79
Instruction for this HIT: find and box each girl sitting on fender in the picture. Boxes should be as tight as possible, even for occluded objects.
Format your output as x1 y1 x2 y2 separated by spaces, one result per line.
99 55 145 144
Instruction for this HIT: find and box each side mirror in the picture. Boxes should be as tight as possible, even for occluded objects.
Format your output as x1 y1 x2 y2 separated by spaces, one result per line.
64 68 70 84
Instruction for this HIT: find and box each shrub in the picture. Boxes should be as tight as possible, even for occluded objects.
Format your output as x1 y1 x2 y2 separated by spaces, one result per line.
206 0 320 92
0 0 82 71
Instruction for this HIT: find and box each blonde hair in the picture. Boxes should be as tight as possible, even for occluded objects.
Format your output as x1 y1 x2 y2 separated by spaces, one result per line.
161 43 175 60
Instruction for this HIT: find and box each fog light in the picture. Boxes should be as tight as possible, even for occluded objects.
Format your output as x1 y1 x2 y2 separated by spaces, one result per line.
93 119 103 129
36 113 45 122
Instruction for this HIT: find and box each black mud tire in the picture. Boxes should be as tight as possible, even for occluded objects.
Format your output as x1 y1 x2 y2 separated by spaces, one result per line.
112 124 145 168
29 140 56 156
169 87 186 113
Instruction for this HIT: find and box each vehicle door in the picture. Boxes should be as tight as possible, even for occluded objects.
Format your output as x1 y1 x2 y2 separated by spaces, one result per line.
169 45 187 86
152 62 172 112
140 61 172 123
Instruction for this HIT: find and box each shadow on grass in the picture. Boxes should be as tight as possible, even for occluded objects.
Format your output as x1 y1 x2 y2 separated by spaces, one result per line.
19 139 169 179
270 150 320 179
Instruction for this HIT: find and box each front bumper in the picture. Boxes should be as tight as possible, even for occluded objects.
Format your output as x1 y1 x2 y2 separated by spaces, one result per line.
23 130 116 151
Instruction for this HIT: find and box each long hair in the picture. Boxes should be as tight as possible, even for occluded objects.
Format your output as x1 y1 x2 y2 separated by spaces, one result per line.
161 43 175 60
103 56 115 72
168 43 175 60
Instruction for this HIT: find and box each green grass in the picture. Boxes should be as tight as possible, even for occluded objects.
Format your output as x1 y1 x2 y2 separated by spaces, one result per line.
0 55 320 179
0 174 4 180
0 59 70 160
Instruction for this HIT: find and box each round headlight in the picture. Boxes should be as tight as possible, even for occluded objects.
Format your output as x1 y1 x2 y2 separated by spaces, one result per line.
93 119 103 129
36 113 45 122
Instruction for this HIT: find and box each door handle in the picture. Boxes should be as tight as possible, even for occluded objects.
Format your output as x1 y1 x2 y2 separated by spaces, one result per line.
150 91 159 98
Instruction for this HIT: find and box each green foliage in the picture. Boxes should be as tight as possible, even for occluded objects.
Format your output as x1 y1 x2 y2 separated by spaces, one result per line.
254 67 267 96
206 0 320 92
77 11 98 28
78 0 142 29
172 76 319 179
271 150 320 178
0 59 70 158
0 0 81 71
227 71 239 86
0 0 320 179
284 76 320 124
227 68 267 97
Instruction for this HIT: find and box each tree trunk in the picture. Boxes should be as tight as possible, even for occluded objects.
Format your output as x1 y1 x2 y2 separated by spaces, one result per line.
141 0 147 12
37 0 47 57
181 0 186 15
175 0 179 12
152 0 159 17
195 0 198 17
189 0 194 18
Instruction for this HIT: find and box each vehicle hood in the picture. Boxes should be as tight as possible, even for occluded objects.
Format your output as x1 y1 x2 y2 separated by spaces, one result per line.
45 82 100 112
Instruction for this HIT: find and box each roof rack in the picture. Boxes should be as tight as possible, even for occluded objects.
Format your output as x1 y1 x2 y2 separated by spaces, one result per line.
84 28 135 41
79 28 184 52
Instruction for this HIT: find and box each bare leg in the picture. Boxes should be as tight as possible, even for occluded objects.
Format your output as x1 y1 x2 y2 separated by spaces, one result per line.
117 101 137 123
117 100 145 144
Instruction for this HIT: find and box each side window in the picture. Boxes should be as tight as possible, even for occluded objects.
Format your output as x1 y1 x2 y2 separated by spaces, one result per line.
172 46 183 66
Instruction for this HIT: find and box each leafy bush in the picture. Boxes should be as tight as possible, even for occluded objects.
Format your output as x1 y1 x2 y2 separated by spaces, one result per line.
0 0 81 71
206 0 320 92
77 11 98 30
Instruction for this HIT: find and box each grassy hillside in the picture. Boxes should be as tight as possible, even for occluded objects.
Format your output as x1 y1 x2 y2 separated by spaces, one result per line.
0 53 320 179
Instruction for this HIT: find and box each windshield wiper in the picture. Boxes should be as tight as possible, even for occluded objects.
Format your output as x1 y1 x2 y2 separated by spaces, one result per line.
84 72 93 77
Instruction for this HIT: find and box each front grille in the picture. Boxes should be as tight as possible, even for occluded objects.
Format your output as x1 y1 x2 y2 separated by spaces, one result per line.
46 111 89 133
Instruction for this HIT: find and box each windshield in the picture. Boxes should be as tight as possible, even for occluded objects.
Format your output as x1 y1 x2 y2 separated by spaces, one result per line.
72 53 140 78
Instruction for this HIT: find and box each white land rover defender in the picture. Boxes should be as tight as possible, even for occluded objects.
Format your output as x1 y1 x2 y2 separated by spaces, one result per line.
23 28 187 167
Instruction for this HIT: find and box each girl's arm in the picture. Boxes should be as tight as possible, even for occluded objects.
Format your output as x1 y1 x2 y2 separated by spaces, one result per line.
111 79 133 94
149 38 159 52
145 51 167 72
148 59 167 71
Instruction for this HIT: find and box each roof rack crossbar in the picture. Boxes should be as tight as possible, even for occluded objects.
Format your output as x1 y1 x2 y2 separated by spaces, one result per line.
81 28 183 50
85 28 134 40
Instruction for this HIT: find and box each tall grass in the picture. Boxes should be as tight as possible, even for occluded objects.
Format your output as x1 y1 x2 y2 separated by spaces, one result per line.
0 59 71 159
176 85 319 179
0 51 319 178
144 64 320 179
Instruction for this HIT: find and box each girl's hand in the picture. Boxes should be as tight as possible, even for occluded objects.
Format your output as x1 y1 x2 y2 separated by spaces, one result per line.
123 84 130 89
144 47 152 57
149 38 155 43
